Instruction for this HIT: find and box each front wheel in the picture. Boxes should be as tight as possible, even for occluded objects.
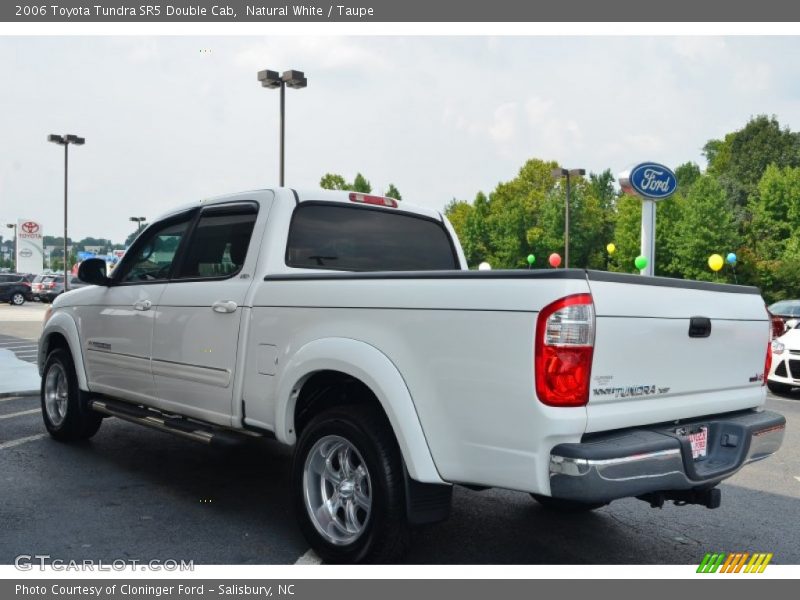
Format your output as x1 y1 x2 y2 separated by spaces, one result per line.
41 348 103 441
530 493 607 513
767 380 792 395
10 292 25 305
292 405 410 563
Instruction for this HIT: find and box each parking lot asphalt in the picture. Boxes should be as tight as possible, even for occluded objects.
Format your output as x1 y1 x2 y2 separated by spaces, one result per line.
0 301 45 342
0 392 798 565
1 302 798 565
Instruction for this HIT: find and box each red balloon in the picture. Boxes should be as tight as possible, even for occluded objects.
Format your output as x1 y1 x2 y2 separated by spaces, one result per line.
548 253 562 268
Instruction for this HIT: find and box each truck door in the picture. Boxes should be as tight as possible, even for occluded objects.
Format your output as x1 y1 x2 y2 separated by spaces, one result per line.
78 211 195 402
150 201 265 426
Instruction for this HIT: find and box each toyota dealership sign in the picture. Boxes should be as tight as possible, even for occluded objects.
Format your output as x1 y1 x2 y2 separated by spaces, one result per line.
16 218 44 274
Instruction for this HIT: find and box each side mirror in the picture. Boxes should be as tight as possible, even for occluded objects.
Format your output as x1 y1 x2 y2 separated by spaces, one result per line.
77 258 111 286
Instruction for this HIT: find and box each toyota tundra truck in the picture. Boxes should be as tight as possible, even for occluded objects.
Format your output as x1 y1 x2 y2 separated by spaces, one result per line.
38 188 786 563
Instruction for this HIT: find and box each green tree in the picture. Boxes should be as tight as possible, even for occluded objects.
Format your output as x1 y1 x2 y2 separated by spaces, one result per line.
704 115 800 210
609 193 641 273
670 175 738 282
481 158 559 268
748 164 800 259
674 161 701 192
385 183 402 201
351 173 372 193
320 173 349 190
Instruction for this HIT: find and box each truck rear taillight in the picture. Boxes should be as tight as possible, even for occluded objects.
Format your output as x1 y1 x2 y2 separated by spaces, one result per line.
535 293 595 407
764 341 772 387
349 192 398 208
769 312 785 339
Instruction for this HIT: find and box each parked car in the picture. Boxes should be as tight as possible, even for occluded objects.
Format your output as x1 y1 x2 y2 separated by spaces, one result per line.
30 274 47 300
768 299 800 334
0 273 33 305
766 325 800 393
38 188 785 563
37 274 88 303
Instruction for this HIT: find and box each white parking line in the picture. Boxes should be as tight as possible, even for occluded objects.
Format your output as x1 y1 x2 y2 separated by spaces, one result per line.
0 409 40 420
0 433 47 450
0 395 38 403
294 549 321 565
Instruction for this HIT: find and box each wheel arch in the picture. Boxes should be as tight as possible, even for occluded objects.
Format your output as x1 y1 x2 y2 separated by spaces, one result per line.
39 313 89 391
274 337 444 484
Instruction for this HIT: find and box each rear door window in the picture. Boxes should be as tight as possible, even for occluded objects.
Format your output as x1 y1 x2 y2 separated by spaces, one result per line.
174 205 258 280
286 204 458 271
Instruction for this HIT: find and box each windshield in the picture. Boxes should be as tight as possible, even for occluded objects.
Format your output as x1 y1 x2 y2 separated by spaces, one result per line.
769 300 800 316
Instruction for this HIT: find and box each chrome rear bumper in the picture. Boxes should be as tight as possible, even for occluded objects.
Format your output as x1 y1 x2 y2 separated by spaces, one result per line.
549 409 785 504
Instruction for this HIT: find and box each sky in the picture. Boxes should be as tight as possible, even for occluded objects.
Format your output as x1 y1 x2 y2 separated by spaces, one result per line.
1 35 799 243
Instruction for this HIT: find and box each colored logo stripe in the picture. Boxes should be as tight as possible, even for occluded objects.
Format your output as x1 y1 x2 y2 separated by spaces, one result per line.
697 552 773 573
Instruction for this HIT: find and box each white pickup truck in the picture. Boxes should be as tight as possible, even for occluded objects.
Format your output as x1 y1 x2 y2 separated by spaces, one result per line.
38 188 785 563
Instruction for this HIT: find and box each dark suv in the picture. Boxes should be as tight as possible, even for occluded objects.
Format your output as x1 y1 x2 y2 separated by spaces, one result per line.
0 273 33 305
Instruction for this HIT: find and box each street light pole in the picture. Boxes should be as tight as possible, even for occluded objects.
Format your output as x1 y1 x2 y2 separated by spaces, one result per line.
64 141 68 286
552 167 586 268
257 69 307 186
129 216 146 237
48 134 85 291
5 224 15 272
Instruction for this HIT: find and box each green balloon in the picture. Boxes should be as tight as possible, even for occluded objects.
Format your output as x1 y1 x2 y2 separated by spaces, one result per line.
527 254 536 265
634 255 648 270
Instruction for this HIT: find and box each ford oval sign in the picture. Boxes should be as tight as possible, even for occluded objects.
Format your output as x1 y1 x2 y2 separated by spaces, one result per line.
626 162 677 200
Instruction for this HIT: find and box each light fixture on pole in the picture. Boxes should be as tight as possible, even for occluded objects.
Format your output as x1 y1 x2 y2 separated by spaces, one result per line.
129 216 146 237
257 69 307 186
552 167 585 268
5 223 15 272
48 133 85 291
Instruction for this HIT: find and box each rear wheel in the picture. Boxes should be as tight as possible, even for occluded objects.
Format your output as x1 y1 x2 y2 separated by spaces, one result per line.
10 292 25 306
292 405 409 563
41 348 103 441
767 380 792 395
530 493 607 513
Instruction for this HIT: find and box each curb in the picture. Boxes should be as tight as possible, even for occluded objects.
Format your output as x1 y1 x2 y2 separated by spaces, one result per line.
0 390 39 399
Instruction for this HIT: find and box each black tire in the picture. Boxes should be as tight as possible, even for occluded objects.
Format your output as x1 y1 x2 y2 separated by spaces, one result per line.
292 405 410 563
530 493 607 513
767 380 792 395
41 348 103 441
10 292 25 306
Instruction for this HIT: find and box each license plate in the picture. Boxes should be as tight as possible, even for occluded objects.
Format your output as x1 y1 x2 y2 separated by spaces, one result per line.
688 426 708 460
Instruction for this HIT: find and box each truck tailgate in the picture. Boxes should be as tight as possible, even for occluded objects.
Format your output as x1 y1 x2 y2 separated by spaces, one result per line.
585 272 769 433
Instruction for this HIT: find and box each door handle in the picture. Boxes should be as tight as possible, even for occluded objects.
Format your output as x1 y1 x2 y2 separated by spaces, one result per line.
133 300 152 311
212 300 238 314
689 316 711 338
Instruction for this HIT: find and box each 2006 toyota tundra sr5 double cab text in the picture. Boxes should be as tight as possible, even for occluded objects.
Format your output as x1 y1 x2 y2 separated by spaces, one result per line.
38 188 785 563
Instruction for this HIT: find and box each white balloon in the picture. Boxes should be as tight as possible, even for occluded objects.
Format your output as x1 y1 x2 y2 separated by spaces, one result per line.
478 262 492 271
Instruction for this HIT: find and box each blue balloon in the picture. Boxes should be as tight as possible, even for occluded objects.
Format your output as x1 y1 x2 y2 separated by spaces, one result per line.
726 252 737 265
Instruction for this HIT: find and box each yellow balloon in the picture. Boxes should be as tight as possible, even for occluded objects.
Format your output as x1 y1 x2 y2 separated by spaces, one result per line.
606 243 616 254
708 254 724 272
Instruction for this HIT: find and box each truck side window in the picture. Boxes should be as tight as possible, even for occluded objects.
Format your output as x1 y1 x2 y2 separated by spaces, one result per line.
118 219 190 283
286 204 458 271
175 208 257 279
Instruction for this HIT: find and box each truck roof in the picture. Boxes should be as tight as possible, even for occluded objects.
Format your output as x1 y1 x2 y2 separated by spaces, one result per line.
156 188 443 223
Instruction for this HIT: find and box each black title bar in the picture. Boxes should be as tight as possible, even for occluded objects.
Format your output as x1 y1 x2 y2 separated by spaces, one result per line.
3 0 800 22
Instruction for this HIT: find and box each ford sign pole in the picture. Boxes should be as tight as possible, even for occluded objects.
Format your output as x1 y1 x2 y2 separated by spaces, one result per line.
618 162 677 276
